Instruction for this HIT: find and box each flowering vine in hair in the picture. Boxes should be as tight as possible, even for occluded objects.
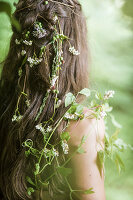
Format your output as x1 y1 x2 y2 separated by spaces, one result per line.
11 14 133 200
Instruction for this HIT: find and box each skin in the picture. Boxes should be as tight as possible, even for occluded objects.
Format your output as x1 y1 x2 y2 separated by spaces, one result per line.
66 108 106 200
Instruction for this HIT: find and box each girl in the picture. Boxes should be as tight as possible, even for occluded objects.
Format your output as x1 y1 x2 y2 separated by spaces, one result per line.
0 0 105 199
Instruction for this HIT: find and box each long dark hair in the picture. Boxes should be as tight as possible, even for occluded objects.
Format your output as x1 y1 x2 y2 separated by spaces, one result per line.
0 0 89 199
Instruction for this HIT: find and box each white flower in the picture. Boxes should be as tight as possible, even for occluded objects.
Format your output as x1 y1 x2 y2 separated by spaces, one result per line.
61 141 69 154
53 15 58 22
69 46 80 55
12 114 23 122
52 148 59 157
15 39 21 45
46 126 52 133
33 22 47 38
100 111 107 119
25 99 30 107
27 57 43 67
55 100 62 108
104 90 115 100
102 103 113 113
23 40 32 46
43 148 50 158
51 76 58 87
64 113 75 120
35 123 45 133
21 50 26 56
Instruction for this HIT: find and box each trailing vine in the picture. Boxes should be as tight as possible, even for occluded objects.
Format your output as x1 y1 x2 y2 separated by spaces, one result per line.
11 13 133 199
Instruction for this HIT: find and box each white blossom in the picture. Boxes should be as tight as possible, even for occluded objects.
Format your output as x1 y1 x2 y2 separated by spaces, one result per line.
102 103 113 113
64 113 75 120
52 148 59 157
51 75 58 87
104 90 115 100
15 39 21 45
12 114 23 122
43 148 50 158
69 46 80 55
33 22 47 38
53 15 58 22
46 126 52 133
23 40 32 46
61 141 69 154
35 123 45 133
100 111 107 119
27 57 43 67
55 100 62 108
21 50 26 56
25 99 30 107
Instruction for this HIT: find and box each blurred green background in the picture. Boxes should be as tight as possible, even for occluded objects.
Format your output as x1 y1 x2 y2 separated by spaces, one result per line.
0 0 133 199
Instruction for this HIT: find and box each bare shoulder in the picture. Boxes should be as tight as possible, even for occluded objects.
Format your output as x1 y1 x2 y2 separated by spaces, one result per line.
66 107 106 199
66 107 105 149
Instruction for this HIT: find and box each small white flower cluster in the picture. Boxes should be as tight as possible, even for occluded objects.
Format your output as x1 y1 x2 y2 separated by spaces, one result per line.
27 57 43 67
23 40 33 46
55 99 62 109
33 22 47 39
43 148 59 158
104 90 115 100
35 123 45 134
64 113 75 120
69 46 80 56
12 114 23 122
53 15 58 22
52 148 59 157
51 75 58 87
15 39 21 45
61 140 69 154
43 148 50 158
100 110 107 119
46 126 52 133
36 124 52 134
25 99 30 107
21 50 26 56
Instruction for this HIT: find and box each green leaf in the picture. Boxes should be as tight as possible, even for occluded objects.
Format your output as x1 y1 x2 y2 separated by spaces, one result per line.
110 130 119 143
83 188 95 194
97 150 105 174
26 176 36 186
21 56 27 66
75 104 84 115
60 132 70 141
81 135 88 145
115 153 125 174
68 104 77 114
0 1 21 31
77 147 85 154
0 1 11 18
79 88 91 97
65 93 76 107
11 17 21 32
57 167 72 177
30 148 37 155
27 187 34 196
25 150 31 157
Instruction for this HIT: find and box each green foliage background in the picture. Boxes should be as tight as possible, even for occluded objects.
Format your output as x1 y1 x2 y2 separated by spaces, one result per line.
0 0 133 199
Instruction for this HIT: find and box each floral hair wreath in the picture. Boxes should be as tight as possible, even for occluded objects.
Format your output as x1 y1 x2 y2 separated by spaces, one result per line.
12 3 133 198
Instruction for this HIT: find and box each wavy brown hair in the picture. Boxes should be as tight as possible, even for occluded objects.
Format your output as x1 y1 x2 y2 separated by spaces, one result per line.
0 0 89 199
